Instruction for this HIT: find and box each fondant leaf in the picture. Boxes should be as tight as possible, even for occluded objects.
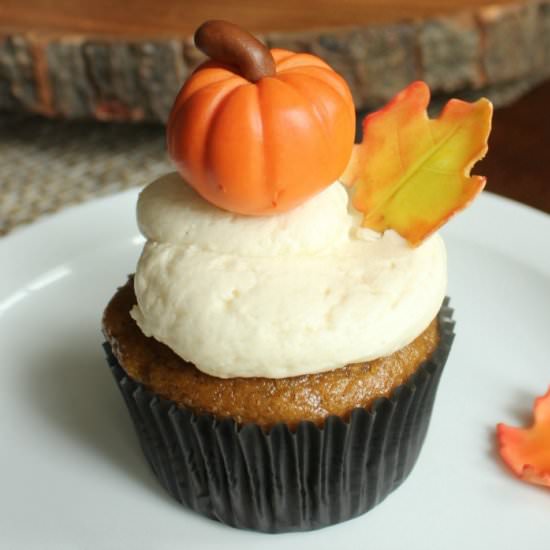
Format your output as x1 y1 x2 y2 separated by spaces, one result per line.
342 81 492 246
497 388 550 488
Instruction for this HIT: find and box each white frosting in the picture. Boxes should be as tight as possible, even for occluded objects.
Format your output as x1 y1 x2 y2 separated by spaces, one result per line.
131 173 447 379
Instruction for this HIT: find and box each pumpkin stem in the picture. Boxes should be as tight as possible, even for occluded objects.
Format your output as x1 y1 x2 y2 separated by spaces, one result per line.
195 20 276 82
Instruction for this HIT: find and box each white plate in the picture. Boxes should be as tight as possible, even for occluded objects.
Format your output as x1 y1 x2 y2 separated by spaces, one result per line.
1 191 549 550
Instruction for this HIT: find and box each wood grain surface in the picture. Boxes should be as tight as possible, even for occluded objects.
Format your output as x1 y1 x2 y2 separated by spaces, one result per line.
0 0 523 37
2 0 550 123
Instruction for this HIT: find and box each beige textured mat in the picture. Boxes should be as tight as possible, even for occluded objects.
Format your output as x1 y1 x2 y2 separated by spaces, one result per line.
0 113 170 236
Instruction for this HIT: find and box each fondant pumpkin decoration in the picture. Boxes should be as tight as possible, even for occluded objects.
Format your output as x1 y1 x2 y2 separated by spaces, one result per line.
167 20 355 216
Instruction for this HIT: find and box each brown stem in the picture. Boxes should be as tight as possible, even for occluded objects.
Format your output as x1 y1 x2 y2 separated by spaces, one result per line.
194 20 276 82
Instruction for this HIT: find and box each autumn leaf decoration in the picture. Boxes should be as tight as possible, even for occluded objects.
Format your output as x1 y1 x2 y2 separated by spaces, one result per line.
341 81 493 246
497 388 550 488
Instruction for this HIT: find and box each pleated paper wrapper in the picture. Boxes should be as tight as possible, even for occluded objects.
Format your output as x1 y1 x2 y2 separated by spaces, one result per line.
104 299 454 532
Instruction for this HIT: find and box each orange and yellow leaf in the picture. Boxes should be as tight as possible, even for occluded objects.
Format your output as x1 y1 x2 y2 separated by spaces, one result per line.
497 388 550 488
342 81 493 246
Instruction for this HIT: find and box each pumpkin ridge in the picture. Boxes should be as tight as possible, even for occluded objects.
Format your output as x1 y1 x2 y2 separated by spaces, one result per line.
277 64 331 75
191 59 252 78
276 74 333 156
168 85 237 193
168 78 244 186
202 85 248 193
179 75 244 106
265 77 334 201
251 83 270 208
270 48 297 65
257 79 277 207
279 74 331 181
274 52 331 72
280 66 353 108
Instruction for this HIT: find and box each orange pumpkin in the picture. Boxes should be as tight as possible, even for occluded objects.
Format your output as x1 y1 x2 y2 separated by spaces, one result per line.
167 30 355 216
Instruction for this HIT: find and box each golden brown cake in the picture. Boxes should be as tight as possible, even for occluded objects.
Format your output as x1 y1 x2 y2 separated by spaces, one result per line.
103 277 440 429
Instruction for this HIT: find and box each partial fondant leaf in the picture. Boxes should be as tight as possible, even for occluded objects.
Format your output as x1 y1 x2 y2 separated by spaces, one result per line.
497 388 550 488
343 81 492 246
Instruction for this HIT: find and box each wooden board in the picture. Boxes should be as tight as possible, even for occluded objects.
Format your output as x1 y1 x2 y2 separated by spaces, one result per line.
0 0 525 36
1 0 550 121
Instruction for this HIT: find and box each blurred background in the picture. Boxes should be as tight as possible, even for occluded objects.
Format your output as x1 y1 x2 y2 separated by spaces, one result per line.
1 0 549 234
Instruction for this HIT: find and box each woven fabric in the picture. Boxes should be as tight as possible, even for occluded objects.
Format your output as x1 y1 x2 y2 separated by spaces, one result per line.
0 112 171 236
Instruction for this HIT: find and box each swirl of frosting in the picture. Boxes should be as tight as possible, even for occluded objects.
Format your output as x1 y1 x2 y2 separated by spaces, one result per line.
131 173 447 379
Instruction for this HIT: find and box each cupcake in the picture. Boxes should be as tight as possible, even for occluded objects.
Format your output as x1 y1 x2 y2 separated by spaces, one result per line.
102 20 492 532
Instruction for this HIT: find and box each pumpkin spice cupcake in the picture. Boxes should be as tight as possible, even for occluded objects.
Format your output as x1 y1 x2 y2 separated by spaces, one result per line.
102 20 492 532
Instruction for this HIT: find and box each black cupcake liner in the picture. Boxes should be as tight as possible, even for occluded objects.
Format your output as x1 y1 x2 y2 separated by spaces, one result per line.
104 298 454 533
